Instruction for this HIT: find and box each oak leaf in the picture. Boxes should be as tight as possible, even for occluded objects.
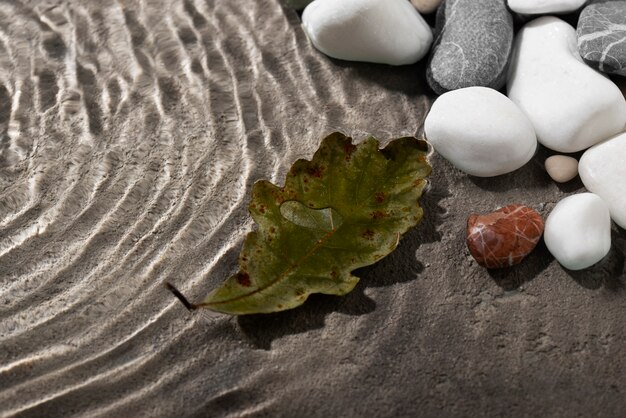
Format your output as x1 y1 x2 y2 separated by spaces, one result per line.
174 132 431 315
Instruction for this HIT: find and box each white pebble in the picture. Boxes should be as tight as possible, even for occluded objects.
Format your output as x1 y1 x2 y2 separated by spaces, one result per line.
508 0 586 14
507 17 626 153
544 193 611 271
545 155 578 183
411 0 442 14
302 0 433 65
424 87 537 177
579 132 626 229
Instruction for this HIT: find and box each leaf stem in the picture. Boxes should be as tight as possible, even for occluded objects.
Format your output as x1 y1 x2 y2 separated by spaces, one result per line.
165 282 198 311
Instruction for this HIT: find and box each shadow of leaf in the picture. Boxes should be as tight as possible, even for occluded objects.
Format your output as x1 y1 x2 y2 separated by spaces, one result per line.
236 177 449 350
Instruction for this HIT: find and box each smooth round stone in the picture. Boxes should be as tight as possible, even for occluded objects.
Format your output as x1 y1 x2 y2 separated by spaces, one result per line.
508 0 586 14
424 87 537 177
544 193 611 271
507 17 626 153
579 132 626 229
426 0 514 94
411 0 443 14
467 205 544 269
578 1 626 76
545 155 578 183
302 0 433 66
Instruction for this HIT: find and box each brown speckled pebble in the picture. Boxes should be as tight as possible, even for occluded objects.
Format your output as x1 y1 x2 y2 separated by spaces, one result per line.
467 204 544 269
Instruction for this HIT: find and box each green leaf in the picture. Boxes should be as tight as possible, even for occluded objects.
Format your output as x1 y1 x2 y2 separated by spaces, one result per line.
198 132 431 315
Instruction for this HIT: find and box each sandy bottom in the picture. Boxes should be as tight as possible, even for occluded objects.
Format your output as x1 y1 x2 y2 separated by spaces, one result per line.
0 0 625 416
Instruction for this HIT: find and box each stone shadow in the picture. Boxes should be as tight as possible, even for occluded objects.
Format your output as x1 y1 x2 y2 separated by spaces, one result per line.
468 144 587 193
488 240 553 291
329 58 432 96
468 149 548 192
567 228 626 291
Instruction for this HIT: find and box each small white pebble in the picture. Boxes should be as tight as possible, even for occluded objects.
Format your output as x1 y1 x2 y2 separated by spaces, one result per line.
545 155 578 183
302 0 433 65
410 0 442 14
544 193 611 271
424 87 537 177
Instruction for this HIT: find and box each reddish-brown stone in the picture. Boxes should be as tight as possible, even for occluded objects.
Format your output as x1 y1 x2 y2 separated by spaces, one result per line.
466 204 544 269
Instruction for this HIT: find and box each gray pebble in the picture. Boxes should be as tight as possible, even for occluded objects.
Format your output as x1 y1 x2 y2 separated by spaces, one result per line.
426 0 514 94
578 1 626 76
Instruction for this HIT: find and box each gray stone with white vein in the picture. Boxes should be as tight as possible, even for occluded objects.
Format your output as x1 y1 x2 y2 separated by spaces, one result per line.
577 1 626 76
426 0 514 94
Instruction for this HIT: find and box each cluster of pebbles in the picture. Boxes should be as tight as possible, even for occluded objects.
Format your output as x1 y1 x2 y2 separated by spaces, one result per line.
286 0 626 272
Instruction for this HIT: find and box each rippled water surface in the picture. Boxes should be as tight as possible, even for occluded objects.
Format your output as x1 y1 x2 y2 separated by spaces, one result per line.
1 1 625 417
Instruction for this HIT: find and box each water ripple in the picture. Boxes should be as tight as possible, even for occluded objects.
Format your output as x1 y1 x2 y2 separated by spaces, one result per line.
0 0 431 416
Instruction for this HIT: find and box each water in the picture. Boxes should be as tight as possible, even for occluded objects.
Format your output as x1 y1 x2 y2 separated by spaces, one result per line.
0 0 429 415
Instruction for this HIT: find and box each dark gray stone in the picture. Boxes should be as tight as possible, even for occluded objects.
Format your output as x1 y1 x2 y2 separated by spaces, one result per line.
578 1 626 76
426 0 514 94
283 0 313 9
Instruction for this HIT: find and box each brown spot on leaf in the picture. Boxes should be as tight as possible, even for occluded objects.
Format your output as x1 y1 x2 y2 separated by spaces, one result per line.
269 227 276 233
414 179 424 187
362 229 375 240
344 142 357 161
375 192 385 203
307 165 324 179
269 189 284 203
330 270 338 278
236 272 251 287
371 210 387 220
277 304 283 309
259 205 266 214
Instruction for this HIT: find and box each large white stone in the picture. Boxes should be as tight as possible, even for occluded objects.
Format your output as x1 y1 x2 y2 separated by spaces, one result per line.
508 0 586 14
424 87 537 177
544 193 612 271
507 17 626 153
579 132 626 229
302 0 433 65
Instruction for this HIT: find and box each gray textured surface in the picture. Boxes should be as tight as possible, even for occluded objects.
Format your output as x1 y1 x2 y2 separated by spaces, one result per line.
578 1 626 76
0 0 625 417
427 0 513 94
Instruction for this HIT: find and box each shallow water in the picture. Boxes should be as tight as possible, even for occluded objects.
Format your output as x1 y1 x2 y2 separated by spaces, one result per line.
1 1 625 417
